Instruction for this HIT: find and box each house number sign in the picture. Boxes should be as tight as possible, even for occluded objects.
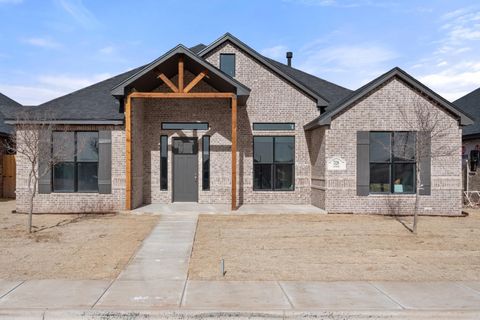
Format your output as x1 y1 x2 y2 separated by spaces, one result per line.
327 157 346 171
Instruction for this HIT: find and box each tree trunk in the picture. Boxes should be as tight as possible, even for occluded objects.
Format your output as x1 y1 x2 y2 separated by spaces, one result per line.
27 165 36 233
412 166 421 234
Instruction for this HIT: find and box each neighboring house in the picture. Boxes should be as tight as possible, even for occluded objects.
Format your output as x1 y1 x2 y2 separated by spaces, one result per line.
5 33 473 215
0 92 22 198
454 88 480 191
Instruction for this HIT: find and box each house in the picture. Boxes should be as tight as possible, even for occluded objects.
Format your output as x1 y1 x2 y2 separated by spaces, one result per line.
454 88 480 191
0 92 22 198
5 33 473 215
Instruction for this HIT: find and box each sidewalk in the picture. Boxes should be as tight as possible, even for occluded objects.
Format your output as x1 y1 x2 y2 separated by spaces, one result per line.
0 212 479 318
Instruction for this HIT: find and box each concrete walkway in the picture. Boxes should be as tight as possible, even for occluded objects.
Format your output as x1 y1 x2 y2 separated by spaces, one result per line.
1 211 480 318
132 203 327 214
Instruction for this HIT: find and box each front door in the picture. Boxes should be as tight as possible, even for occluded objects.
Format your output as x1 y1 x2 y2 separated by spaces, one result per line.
172 138 198 202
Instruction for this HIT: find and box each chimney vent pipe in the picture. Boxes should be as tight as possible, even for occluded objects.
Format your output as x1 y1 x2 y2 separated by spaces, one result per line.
286 52 293 67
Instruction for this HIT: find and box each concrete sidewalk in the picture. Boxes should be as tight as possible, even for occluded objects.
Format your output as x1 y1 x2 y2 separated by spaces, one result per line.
1 212 479 318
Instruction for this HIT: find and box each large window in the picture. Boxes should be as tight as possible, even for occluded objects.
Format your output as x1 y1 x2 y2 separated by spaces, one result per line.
220 54 235 77
253 136 294 191
52 131 99 193
369 132 416 194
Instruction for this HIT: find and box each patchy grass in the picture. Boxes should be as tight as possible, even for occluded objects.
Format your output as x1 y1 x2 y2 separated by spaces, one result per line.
189 211 480 281
0 200 158 280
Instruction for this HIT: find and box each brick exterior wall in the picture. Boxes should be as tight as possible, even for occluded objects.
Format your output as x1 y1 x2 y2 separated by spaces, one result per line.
204 42 318 205
310 78 463 216
13 42 464 215
15 125 125 214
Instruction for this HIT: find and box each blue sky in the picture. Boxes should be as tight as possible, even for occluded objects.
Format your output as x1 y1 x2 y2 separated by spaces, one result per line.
0 0 479 105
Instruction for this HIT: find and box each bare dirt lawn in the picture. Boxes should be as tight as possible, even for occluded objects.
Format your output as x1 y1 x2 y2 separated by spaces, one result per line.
189 211 480 281
0 200 158 280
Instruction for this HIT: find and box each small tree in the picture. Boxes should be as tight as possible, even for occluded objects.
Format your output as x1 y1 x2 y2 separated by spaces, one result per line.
5 111 74 233
394 94 457 233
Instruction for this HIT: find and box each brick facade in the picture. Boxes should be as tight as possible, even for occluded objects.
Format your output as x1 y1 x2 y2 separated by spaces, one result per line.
310 78 463 216
13 42 465 215
15 125 125 213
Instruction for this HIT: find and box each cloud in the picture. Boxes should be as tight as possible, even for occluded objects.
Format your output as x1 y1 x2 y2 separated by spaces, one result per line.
295 44 398 88
0 73 112 105
22 37 61 49
260 45 289 60
99 46 115 55
419 62 480 101
55 0 98 28
413 7 480 100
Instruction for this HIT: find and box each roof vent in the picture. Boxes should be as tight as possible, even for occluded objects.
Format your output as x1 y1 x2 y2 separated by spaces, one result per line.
286 52 293 67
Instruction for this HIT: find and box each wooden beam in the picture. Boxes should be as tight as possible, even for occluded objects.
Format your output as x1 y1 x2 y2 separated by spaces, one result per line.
184 70 208 93
129 92 235 99
178 55 184 93
231 96 237 211
157 73 179 93
125 94 132 211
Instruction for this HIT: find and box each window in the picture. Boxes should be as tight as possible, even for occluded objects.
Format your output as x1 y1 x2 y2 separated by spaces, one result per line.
202 136 210 191
220 54 235 77
161 122 209 130
52 131 99 193
253 136 294 191
369 132 416 193
253 123 295 131
160 135 168 190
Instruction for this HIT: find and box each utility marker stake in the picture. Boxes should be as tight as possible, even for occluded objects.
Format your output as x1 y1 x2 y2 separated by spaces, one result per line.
220 258 226 276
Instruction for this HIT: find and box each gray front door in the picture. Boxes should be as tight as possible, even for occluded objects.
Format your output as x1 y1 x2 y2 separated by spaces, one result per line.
173 138 198 202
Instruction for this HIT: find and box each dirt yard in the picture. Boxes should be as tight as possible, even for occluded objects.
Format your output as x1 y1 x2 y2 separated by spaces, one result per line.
0 200 158 280
189 211 480 281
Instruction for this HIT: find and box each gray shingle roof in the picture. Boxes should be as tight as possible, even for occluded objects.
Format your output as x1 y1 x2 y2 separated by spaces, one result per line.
6 66 145 123
305 67 474 130
265 57 351 105
189 44 207 54
0 92 22 135
9 36 354 123
454 88 480 138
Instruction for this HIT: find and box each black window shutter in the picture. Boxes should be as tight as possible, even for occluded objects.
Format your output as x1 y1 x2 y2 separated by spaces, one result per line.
38 129 52 194
357 131 370 196
98 130 112 194
418 131 431 195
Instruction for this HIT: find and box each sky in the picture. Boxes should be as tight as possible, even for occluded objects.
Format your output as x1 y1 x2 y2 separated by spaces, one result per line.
0 0 479 105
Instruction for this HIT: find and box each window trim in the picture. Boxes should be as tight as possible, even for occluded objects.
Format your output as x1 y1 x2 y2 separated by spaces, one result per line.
369 131 416 195
202 135 210 191
161 122 209 130
220 53 236 77
51 131 99 193
253 123 295 131
252 136 295 192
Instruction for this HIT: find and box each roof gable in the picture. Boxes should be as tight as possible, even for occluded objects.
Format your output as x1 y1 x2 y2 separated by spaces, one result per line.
0 92 22 135
454 87 480 137
198 33 333 107
305 67 474 130
111 44 250 104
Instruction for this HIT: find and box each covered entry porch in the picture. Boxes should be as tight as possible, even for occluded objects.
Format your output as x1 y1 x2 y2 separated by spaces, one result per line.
111 45 250 211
